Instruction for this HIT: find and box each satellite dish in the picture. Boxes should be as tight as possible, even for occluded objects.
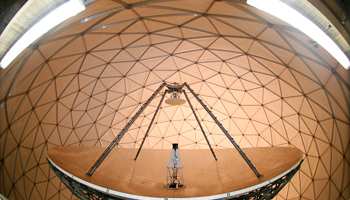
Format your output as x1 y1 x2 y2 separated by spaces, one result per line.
47 146 303 199
47 82 303 199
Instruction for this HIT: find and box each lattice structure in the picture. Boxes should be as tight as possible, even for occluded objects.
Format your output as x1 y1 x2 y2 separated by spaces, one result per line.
48 160 120 200
232 161 303 200
0 0 349 199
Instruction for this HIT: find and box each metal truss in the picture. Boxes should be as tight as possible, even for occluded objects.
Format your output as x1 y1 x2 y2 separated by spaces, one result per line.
231 160 304 200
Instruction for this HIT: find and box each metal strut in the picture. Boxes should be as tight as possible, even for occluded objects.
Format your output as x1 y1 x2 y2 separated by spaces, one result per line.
183 82 263 179
86 82 167 176
183 90 217 161
134 90 168 160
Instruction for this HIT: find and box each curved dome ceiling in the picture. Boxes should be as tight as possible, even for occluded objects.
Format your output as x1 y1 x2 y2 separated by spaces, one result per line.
0 0 349 199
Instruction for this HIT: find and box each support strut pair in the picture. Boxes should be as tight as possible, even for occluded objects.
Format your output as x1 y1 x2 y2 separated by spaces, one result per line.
85 82 263 179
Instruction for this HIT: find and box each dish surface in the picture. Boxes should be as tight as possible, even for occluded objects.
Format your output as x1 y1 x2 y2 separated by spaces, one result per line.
47 146 303 198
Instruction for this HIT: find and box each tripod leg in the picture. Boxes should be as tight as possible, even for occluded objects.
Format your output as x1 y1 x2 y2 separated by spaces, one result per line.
183 82 263 179
183 90 217 161
86 82 166 176
134 90 167 160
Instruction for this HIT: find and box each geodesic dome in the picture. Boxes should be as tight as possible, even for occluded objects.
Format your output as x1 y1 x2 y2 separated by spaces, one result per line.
0 0 349 199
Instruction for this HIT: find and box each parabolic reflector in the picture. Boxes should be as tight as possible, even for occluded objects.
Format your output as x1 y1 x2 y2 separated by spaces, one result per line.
47 146 303 199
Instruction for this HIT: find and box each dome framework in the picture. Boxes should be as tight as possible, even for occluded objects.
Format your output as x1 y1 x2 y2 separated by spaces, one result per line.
0 0 349 199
